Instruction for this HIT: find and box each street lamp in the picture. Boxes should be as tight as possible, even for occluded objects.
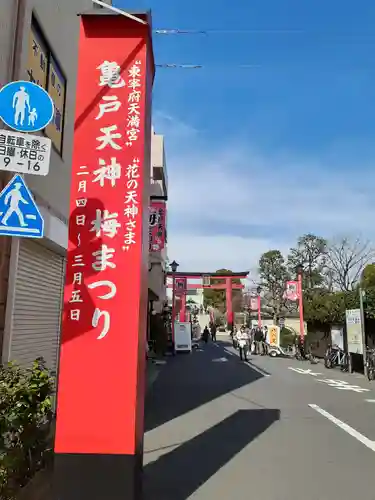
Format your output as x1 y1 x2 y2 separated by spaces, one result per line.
295 264 303 277
170 260 179 352
295 264 305 343
256 286 262 327
170 260 179 273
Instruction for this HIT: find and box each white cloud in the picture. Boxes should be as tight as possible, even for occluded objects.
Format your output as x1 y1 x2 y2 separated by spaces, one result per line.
154 112 375 274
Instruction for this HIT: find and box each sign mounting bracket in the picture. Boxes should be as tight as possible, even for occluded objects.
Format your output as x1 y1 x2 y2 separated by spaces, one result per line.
91 0 147 25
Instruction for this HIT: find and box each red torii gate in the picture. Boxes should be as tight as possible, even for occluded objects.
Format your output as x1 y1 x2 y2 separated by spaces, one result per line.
166 271 249 328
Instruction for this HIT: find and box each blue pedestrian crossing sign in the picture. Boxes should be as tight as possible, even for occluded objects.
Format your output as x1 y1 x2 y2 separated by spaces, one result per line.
0 174 44 238
0 80 54 133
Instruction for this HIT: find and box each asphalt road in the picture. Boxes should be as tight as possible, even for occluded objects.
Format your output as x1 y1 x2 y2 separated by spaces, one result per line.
143 336 375 500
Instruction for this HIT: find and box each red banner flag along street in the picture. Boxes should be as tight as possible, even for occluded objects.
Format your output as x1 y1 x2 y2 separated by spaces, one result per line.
149 200 166 251
175 277 187 294
285 280 299 301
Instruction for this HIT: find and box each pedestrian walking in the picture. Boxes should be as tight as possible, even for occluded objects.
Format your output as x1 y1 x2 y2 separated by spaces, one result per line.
236 327 250 361
262 325 269 356
254 326 263 354
211 323 217 342
202 326 209 343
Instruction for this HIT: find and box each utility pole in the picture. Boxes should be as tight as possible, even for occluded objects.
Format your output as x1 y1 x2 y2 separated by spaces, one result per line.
296 264 305 343
359 287 367 378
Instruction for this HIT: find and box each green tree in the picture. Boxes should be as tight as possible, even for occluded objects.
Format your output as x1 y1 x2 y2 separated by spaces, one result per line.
303 287 365 325
259 250 289 323
288 233 327 289
186 298 196 309
361 263 375 289
362 287 375 319
203 269 242 312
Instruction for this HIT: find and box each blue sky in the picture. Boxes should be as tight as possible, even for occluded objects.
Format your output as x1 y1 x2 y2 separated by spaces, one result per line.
115 0 375 274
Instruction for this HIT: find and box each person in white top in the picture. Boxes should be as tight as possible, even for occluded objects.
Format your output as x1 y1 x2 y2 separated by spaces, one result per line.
235 327 250 361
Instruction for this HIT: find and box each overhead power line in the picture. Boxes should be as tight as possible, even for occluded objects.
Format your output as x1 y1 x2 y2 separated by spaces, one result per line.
153 28 375 36
154 29 305 35
155 64 262 69
154 62 375 70
156 64 203 69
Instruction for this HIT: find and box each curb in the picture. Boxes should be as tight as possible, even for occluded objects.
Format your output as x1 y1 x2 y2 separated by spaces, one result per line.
146 359 166 391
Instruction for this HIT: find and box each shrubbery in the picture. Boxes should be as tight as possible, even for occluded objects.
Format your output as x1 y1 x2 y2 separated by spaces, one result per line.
280 327 295 347
303 287 375 325
0 358 54 499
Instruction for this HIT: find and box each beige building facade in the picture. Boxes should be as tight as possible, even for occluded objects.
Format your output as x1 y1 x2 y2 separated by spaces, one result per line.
0 0 113 371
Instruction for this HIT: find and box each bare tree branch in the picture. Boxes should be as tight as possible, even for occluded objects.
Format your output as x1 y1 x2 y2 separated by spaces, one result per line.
325 236 375 291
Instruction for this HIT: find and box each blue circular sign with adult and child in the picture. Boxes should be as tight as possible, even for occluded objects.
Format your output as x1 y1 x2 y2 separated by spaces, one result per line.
0 80 54 133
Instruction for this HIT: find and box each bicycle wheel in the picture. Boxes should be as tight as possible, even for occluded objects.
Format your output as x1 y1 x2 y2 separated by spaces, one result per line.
324 356 333 368
340 357 349 372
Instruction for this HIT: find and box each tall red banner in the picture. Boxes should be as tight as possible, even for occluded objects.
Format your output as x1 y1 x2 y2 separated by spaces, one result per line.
250 297 258 310
149 200 166 251
175 277 187 294
285 280 299 301
54 14 153 457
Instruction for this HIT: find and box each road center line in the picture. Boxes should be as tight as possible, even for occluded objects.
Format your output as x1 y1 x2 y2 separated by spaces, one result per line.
309 404 375 452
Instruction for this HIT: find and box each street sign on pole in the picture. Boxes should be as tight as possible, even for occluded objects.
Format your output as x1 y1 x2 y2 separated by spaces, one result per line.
0 130 51 176
0 174 44 237
0 80 54 133
345 308 363 355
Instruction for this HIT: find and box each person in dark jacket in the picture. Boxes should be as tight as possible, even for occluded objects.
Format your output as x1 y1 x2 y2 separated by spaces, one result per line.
211 324 217 342
295 334 307 359
252 327 261 354
202 326 209 343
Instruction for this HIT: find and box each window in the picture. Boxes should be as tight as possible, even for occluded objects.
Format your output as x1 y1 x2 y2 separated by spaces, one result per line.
26 16 67 156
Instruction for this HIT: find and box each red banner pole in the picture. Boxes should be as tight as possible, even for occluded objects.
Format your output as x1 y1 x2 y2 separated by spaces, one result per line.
180 292 186 322
53 11 154 499
226 277 233 329
257 294 262 327
171 274 176 347
298 273 305 343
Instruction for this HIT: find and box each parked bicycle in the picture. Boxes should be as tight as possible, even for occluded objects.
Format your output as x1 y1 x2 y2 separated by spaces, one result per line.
365 346 375 381
324 344 349 372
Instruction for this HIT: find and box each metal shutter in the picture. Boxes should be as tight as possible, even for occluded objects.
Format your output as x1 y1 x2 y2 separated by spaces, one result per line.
9 239 65 372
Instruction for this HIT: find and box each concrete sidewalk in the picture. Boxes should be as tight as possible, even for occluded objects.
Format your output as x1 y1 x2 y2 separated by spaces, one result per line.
18 359 166 500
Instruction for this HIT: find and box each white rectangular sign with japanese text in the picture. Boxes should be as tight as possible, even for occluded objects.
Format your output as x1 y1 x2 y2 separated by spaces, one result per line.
0 130 51 176
345 308 363 354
